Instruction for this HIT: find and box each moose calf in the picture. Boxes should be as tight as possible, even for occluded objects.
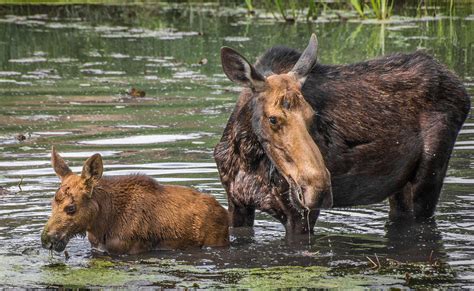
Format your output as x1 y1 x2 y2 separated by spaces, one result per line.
41 147 229 255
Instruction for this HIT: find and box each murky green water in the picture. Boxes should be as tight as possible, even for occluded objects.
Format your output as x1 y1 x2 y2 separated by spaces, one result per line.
0 2 473 288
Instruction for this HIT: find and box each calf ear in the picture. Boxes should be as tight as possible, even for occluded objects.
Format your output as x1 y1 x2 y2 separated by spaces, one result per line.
290 33 318 84
221 47 266 92
51 146 72 180
81 153 103 188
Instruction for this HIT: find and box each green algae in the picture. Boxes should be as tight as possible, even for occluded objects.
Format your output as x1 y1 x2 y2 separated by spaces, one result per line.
0 251 460 288
222 262 456 289
0 255 172 288
225 266 370 289
40 258 174 288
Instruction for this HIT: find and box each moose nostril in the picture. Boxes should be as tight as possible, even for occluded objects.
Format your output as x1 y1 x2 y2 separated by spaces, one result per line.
43 231 60 242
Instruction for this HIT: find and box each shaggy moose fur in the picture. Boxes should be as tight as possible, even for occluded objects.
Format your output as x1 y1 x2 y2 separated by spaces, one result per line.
42 148 229 254
216 36 470 235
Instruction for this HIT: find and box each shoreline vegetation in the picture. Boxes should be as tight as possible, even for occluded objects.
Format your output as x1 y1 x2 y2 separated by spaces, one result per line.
0 0 469 22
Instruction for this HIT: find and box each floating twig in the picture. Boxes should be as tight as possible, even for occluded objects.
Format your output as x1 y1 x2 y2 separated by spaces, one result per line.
375 253 381 268
18 176 24 192
367 254 382 269
367 256 378 269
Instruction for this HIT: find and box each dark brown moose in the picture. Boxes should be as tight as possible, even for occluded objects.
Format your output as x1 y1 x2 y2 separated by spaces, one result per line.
41 147 229 254
215 34 470 235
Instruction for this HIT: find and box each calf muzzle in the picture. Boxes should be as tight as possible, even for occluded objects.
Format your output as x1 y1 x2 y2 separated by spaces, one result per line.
41 229 68 252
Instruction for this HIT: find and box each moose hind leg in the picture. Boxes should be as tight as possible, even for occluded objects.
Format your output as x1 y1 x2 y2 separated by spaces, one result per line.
411 157 450 219
412 113 457 219
389 182 414 220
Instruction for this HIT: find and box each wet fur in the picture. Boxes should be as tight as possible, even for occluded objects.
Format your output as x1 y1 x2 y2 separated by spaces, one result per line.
215 46 470 232
44 172 229 255
85 175 229 253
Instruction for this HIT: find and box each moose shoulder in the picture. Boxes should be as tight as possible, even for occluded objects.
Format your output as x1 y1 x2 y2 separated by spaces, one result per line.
215 34 470 235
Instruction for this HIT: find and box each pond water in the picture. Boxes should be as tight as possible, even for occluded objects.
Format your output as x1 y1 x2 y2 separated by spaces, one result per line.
0 2 472 288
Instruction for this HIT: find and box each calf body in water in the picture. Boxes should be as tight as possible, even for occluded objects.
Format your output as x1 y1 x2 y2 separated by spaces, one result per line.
41 147 229 254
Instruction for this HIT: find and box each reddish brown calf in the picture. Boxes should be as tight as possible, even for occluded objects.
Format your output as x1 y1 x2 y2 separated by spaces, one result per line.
41 147 229 255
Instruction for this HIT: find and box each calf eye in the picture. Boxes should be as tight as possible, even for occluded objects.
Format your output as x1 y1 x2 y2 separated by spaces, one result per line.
269 116 278 125
65 204 76 215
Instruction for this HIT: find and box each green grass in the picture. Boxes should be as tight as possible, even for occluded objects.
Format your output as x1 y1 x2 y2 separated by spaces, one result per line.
0 0 151 3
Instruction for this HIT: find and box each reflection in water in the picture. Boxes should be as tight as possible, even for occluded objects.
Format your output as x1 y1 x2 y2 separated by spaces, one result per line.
384 219 446 263
78 133 204 145
0 1 472 288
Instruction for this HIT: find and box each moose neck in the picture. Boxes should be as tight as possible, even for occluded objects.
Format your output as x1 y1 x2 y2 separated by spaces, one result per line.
215 96 290 208
86 178 119 242
217 97 265 178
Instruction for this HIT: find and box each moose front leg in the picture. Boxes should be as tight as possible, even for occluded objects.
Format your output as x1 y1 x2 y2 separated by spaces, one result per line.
228 200 256 227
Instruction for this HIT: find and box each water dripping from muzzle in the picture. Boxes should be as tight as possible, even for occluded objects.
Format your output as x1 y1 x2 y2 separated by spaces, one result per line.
268 162 310 219
305 209 311 245
269 162 312 242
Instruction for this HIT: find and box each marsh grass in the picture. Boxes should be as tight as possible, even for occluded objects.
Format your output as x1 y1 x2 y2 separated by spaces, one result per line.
370 0 394 20
243 0 462 22
0 1 465 22
350 0 395 20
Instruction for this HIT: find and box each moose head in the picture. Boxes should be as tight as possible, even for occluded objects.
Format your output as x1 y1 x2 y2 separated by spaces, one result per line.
41 147 103 252
220 34 332 211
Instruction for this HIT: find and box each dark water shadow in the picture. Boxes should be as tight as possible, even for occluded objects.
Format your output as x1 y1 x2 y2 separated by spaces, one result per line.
384 218 447 263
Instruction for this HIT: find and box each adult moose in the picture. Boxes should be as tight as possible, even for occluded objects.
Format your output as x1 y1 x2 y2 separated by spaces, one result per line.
215 34 470 235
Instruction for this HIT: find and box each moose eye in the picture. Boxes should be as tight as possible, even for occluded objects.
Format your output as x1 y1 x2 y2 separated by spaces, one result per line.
65 204 76 215
268 116 278 125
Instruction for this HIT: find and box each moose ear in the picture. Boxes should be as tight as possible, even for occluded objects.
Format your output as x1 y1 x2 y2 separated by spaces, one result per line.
51 146 72 180
221 47 266 92
290 33 318 84
81 153 103 187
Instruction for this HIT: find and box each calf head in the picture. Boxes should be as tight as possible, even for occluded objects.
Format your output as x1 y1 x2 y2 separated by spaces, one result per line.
41 147 103 252
221 34 332 211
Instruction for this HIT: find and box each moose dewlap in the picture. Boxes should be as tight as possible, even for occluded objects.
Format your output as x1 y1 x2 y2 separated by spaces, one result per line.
41 147 229 255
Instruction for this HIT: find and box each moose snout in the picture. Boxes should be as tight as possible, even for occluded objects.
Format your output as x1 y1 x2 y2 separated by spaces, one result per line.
293 167 333 210
41 230 51 250
301 185 333 210
41 227 68 252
